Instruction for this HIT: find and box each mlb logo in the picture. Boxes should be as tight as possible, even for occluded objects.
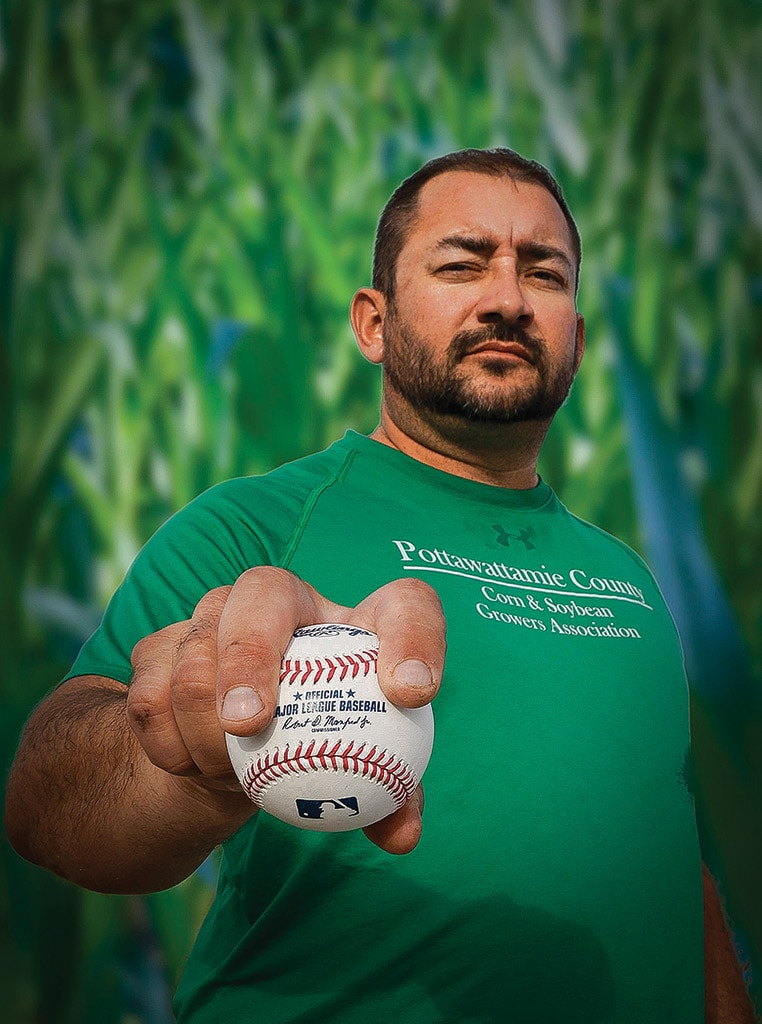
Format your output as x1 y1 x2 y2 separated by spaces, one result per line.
296 798 360 821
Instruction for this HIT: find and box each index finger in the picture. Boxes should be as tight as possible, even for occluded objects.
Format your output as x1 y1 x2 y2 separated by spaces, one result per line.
352 577 446 708
216 566 349 735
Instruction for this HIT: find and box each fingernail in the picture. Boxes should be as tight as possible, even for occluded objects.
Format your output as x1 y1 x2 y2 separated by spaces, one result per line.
222 686 263 721
392 659 432 690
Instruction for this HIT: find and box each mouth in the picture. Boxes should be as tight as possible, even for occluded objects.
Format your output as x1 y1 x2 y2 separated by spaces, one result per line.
464 341 536 364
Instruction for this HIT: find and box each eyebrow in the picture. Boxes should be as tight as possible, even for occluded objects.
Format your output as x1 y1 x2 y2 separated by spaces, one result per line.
433 234 574 277
434 234 498 257
516 241 574 276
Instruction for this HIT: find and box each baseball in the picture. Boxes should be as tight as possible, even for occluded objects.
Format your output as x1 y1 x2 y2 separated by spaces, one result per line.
225 623 435 832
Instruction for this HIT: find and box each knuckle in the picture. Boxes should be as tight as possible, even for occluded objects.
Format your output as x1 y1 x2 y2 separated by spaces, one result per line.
174 625 215 661
173 618 220 674
395 575 435 596
126 689 198 775
131 620 188 673
171 657 217 705
186 614 216 637
125 688 163 734
130 633 158 671
239 565 294 584
390 576 445 611
217 636 282 700
219 635 281 668
383 580 447 641
238 565 302 600
192 586 231 619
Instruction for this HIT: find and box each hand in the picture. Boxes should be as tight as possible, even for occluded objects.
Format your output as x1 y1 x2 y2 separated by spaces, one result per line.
127 567 446 852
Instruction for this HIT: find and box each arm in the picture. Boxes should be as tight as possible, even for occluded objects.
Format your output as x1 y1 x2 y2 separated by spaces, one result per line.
4 674 256 893
704 862 758 1024
4 568 445 894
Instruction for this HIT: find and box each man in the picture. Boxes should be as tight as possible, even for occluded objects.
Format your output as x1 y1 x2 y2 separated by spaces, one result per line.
5 148 755 1022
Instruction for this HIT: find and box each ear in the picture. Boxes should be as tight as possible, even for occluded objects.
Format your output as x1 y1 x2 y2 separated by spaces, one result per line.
350 288 387 365
573 314 586 375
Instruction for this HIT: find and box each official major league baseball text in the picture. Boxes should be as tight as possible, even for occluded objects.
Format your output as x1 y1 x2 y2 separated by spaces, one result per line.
225 624 435 832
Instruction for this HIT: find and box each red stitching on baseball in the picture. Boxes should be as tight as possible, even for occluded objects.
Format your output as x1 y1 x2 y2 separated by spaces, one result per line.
242 737 417 809
280 649 377 686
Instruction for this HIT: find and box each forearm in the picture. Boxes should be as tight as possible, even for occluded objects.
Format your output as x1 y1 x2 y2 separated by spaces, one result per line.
704 862 758 1024
4 676 256 894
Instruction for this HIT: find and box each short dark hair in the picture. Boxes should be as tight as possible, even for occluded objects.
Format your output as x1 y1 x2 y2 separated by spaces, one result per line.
371 147 581 298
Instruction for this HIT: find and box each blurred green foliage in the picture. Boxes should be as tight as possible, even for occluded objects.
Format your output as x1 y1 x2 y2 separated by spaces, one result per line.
1 0 760 1021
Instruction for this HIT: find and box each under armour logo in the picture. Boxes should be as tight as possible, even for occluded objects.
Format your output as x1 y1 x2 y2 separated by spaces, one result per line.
492 524 536 550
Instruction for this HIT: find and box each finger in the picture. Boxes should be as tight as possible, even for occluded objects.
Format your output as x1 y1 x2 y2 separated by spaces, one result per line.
170 587 236 780
363 784 425 855
128 620 195 774
216 566 349 736
352 577 446 708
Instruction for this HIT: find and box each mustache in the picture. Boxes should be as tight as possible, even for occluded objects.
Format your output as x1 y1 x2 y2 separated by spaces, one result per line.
448 324 543 362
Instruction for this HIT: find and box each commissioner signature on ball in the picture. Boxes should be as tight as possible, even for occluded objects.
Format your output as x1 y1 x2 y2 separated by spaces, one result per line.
282 714 373 731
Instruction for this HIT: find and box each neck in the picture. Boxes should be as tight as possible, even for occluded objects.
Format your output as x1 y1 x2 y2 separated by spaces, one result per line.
370 400 549 490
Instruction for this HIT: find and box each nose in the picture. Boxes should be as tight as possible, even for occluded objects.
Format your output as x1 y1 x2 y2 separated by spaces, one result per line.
476 263 534 326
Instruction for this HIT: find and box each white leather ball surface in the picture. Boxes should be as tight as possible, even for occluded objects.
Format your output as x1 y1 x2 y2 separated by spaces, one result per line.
225 623 435 832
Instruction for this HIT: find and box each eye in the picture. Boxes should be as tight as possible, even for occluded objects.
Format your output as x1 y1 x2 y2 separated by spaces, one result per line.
435 262 483 277
527 267 566 287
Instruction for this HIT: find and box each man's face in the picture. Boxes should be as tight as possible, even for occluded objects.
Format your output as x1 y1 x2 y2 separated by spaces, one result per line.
380 172 584 429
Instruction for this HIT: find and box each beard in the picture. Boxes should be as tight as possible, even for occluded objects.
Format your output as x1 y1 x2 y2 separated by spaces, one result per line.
381 309 579 426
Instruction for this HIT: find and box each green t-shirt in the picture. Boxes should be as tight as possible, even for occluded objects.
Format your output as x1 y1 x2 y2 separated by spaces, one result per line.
68 431 703 1023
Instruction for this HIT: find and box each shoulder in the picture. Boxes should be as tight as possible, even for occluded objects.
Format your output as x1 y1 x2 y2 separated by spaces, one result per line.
182 439 354 528
554 500 658 579
137 437 357 565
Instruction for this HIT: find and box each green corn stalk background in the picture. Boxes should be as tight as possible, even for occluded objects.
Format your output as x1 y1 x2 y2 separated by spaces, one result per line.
1 1 760 1021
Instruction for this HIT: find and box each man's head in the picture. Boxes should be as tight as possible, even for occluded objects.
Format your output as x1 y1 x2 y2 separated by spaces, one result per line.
351 149 585 452
371 147 581 300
